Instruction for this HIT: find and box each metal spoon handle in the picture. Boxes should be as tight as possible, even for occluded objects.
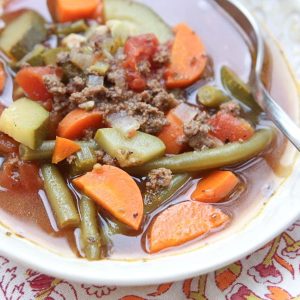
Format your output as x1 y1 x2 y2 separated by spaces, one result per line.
256 79 300 151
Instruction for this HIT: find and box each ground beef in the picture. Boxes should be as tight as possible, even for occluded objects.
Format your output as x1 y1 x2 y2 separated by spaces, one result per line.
107 64 127 89
69 85 107 104
137 60 151 76
183 111 222 150
95 150 118 166
150 88 178 112
220 100 241 116
43 74 66 96
153 44 170 67
66 76 86 94
146 168 172 193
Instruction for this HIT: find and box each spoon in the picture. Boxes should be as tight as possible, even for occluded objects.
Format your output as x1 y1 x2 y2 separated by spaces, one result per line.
213 0 300 151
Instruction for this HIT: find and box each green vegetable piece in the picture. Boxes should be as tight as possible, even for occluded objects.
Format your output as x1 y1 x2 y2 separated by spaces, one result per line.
70 145 97 176
42 47 66 65
104 0 173 43
197 86 229 108
56 20 88 35
19 140 98 161
41 164 80 229
0 10 47 60
0 98 49 149
88 62 110 76
19 140 55 161
79 195 102 261
16 44 45 67
107 20 138 45
127 128 275 175
95 128 166 167
144 174 191 214
221 66 261 111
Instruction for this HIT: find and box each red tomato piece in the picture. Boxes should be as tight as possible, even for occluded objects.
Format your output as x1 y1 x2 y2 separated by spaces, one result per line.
209 112 254 143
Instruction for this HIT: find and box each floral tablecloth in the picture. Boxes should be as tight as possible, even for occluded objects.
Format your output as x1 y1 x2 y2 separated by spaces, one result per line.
1 0 300 299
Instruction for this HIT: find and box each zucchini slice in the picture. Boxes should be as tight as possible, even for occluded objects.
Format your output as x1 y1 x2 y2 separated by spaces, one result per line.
104 0 173 43
0 10 47 60
0 98 49 149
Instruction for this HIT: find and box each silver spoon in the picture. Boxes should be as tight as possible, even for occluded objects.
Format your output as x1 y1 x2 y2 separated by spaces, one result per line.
213 0 300 151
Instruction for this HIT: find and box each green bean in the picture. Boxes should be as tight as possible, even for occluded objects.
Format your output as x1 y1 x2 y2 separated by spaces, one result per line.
20 140 98 161
56 20 88 35
70 145 97 176
197 86 229 108
221 66 261 112
79 196 102 260
144 174 191 214
127 128 274 175
41 164 80 229
42 47 65 65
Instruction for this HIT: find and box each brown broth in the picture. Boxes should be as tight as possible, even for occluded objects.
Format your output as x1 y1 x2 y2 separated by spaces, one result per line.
0 0 297 259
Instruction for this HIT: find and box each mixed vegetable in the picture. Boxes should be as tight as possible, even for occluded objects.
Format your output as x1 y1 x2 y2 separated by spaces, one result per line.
0 0 275 260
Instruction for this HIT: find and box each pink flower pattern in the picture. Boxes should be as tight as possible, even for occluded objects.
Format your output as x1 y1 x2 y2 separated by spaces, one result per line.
0 221 300 299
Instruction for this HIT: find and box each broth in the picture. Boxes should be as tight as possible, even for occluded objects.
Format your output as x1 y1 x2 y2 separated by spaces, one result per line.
0 0 297 259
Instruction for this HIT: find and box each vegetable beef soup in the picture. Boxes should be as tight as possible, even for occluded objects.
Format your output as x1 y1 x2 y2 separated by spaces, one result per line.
0 0 294 260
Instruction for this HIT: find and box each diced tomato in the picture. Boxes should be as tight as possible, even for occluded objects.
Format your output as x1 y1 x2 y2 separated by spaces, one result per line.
0 160 42 191
209 112 254 143
123 34 159 92
0 133 19 155
15 67 62 101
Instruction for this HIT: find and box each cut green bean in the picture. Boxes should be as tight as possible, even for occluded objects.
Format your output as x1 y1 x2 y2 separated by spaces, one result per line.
20 140 98 161
197 86 229 108
56 20 88 35
127 128 275 175
144 174 191 214
79 196 102 260
41 164 80 229
70 145 97 176
221 66 261 112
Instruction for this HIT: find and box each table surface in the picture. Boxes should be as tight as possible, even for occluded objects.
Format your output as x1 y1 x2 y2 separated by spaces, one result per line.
1 0 300 299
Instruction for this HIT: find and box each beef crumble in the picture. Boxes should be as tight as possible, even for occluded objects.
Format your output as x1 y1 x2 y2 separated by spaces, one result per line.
146 168 173 193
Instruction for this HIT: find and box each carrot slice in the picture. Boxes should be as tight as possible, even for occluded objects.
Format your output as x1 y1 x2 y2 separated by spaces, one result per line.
166 23 207 89
57 109 102 140
0 63 6 93
158 111 184 154
53 0 99 23
191 171 240 203
148 201 230 253
15 67 60 101
73 165 144 230
52 136 81 164
209 112 254 143
158 103 197 154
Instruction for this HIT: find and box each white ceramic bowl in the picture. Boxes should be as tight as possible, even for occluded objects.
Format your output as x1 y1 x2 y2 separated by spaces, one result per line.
0 0 299 285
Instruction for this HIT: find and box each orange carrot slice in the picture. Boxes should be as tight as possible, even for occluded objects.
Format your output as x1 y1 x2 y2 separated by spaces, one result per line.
209 112 254 143
191 171 240 203
0 63 6 93
158 111 184 154
166 23 207 89
73 165 144 230
52 136 81 164
15 67 60 101
57 109 102 140
148 201 230 253
52 0 100 23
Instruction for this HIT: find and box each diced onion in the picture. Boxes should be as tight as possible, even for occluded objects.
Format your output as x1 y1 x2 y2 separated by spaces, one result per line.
107 112 140 138
173 103 198 122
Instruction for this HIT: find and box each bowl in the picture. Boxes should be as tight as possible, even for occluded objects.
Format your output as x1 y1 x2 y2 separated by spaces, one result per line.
0 0 299 285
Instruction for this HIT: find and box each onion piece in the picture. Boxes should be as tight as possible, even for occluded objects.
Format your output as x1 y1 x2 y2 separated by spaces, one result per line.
107 112 140 138
173 103 198 123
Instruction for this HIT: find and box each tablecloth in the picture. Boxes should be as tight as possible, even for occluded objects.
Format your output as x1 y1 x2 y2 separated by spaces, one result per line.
1 0 300 299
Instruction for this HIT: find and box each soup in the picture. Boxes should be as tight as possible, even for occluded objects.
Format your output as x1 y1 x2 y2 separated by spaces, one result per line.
0 0 294 260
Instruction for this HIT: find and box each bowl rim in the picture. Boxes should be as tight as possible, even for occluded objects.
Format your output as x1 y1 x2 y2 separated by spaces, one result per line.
0 0 300 286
